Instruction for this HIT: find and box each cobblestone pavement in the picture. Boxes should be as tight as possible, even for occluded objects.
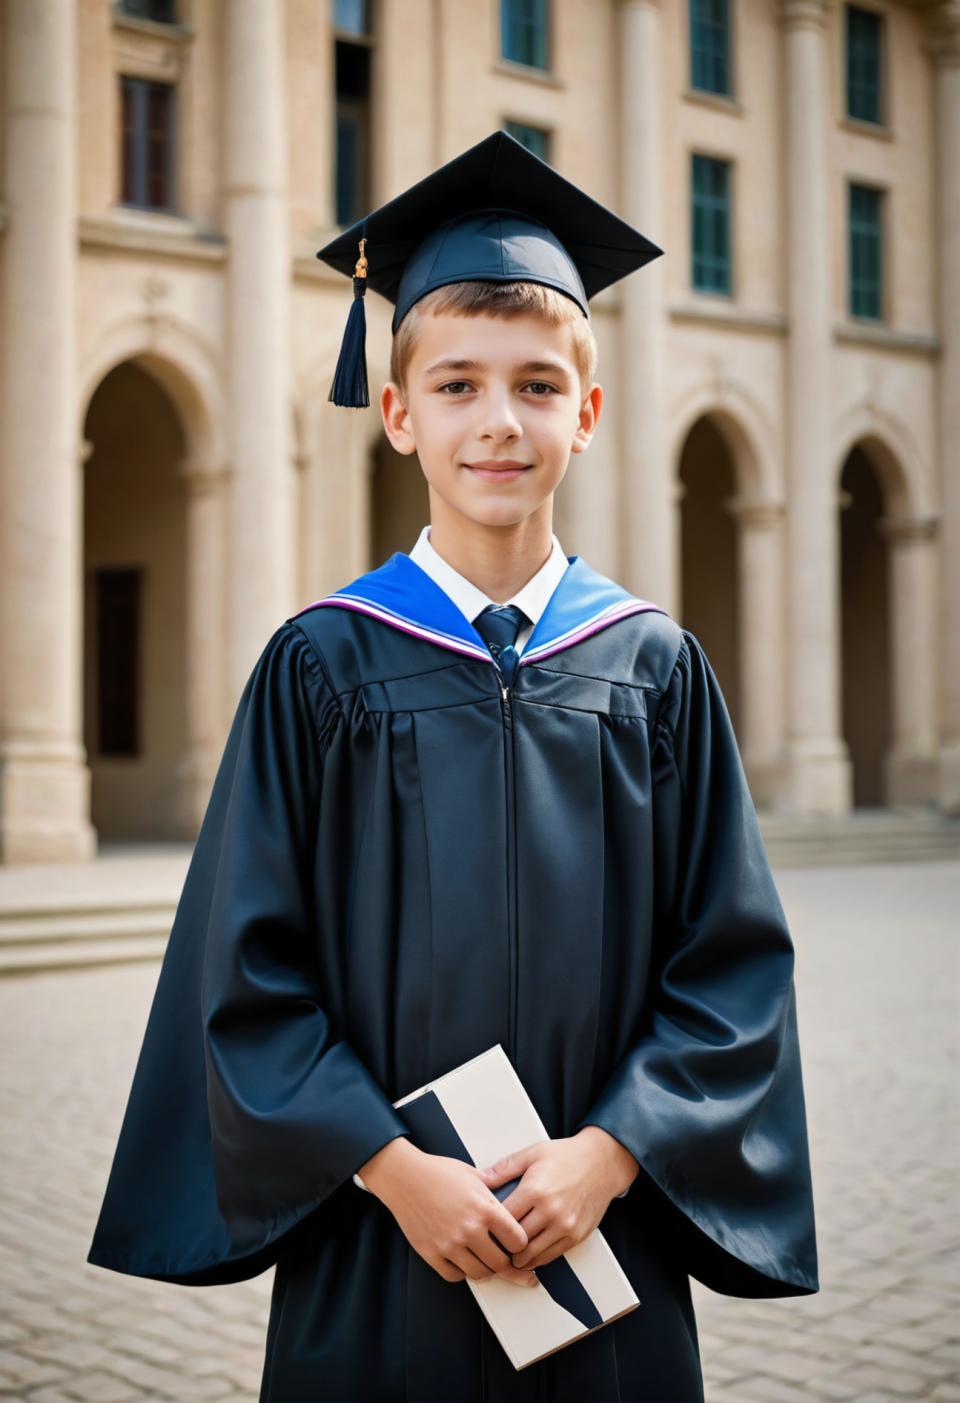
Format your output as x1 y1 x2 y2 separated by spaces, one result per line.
1 859 957 1402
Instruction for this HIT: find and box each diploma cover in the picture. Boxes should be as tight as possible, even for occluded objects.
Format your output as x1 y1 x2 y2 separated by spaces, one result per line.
353 1044 640 1369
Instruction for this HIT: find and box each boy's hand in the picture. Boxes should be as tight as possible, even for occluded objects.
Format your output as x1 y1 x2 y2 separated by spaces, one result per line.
360 1138 542 1290
476 1129 638 1270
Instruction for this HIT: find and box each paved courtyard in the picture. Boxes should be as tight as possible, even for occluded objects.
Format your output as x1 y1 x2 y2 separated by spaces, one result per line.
1 859 958 1402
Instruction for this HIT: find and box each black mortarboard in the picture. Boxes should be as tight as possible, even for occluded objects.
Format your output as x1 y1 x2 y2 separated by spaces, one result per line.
315 128 665 408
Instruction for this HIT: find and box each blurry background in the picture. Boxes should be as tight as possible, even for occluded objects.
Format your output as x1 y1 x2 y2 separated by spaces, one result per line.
0 0 958 866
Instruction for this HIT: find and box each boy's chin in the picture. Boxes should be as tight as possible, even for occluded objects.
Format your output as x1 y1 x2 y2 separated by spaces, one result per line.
448 498 555 531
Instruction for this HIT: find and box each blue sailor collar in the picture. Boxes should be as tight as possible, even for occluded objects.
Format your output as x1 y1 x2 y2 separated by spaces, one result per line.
295 550 666 667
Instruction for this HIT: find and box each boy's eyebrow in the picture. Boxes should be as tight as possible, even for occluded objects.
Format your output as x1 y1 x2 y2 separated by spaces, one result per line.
422 356 574 383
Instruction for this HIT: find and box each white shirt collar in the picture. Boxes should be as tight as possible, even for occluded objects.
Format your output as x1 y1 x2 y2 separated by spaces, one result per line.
407 523 569 651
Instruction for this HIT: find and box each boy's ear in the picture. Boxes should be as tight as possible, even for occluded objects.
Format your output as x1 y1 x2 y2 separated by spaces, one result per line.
570 382 603 455
380 381 418 457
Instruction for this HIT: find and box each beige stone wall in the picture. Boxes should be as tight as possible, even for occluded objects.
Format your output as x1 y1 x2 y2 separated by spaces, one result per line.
0 0 957 863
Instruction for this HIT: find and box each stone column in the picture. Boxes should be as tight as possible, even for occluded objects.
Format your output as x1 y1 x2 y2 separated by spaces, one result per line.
728 495 787 805
927 1 960 812
878 514 941 804
223 0 293 696
176 459 230 833
617 0 675 614
0 0 95 864
780 0 852 814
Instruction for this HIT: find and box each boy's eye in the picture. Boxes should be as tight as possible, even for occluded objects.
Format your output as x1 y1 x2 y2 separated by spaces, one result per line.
435 381 559 396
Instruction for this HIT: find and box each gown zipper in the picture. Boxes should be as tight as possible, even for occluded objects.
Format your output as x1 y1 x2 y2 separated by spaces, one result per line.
496 660 519 1064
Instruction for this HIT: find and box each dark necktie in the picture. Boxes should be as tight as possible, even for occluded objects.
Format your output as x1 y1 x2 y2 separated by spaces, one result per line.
474 603 528 687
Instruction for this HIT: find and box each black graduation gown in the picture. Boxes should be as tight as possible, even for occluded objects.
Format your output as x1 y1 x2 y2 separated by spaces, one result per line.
87 549 819 1403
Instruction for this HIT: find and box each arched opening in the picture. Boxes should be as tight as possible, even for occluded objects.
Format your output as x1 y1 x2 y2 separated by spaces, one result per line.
839 444 892 807
678 415 741 735
82 360 189 840
370 436 430 564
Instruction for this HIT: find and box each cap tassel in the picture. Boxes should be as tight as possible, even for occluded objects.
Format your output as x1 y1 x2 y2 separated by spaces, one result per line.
328 237 370 408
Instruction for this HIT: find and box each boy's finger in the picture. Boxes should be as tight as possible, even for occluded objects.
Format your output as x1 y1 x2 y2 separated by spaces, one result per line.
482 1146 534 1181
488 1213 528 1256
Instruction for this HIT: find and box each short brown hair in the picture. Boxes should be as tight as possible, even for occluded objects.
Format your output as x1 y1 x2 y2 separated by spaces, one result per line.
389 279 598 403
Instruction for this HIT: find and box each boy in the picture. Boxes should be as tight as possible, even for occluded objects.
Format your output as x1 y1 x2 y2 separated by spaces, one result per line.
87 132 818 1402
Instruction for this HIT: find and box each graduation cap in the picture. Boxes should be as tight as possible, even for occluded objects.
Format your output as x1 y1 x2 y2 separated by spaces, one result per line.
315 128 665 408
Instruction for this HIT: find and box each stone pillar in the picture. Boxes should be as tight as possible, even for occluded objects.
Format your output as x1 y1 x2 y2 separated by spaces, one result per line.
927 1 960 812
223 0 293 696
293 440 310 610
617 0 675 614
878 514 941 804
780 0 852 814
175 459 230 833
728 495 787 805
0 1 95 864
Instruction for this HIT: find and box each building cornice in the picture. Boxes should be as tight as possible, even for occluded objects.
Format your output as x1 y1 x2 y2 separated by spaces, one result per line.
669 302 789 336
834 321 941 357
489 58 565 88
79 212 226 264
111 7 194 85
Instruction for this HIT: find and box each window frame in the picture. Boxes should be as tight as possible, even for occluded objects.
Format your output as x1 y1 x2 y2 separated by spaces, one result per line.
688 0 735 98
118 73 179 215
844 2 886 128
332 0 376 228
847 179 886 322
690 150 735 298
500 0 552 72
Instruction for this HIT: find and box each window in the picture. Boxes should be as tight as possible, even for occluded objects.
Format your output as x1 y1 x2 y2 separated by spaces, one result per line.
845 5 883 124
96 568 141 758
503 121 551 163
690 0 731 95
501 0 549 70
691 154 732 294
333 3 373 226
119 75 177 212
116 0 177 22
848 182 883 319
333 0 369 35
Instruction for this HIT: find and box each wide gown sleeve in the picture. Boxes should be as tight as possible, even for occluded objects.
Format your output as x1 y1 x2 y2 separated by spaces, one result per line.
575 628 819 1299
86 621 411 1286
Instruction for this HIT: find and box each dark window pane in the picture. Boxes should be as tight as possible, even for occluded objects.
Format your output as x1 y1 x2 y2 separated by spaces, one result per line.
503 121 551 163
336 112 361 225
334 33 371 226
119 75 175 211
96 569 140 757
120 78 138 203
849 183 883 318
691 153 732 293
846 5 882 123
117 0 177 22
147 84 174 209
501 0 549 69
690 0 730 94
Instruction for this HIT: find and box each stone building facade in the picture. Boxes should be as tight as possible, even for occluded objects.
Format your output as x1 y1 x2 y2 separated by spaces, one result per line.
0 0 957 864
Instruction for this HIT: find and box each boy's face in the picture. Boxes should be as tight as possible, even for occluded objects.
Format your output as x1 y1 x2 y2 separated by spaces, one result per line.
380 308 602 530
